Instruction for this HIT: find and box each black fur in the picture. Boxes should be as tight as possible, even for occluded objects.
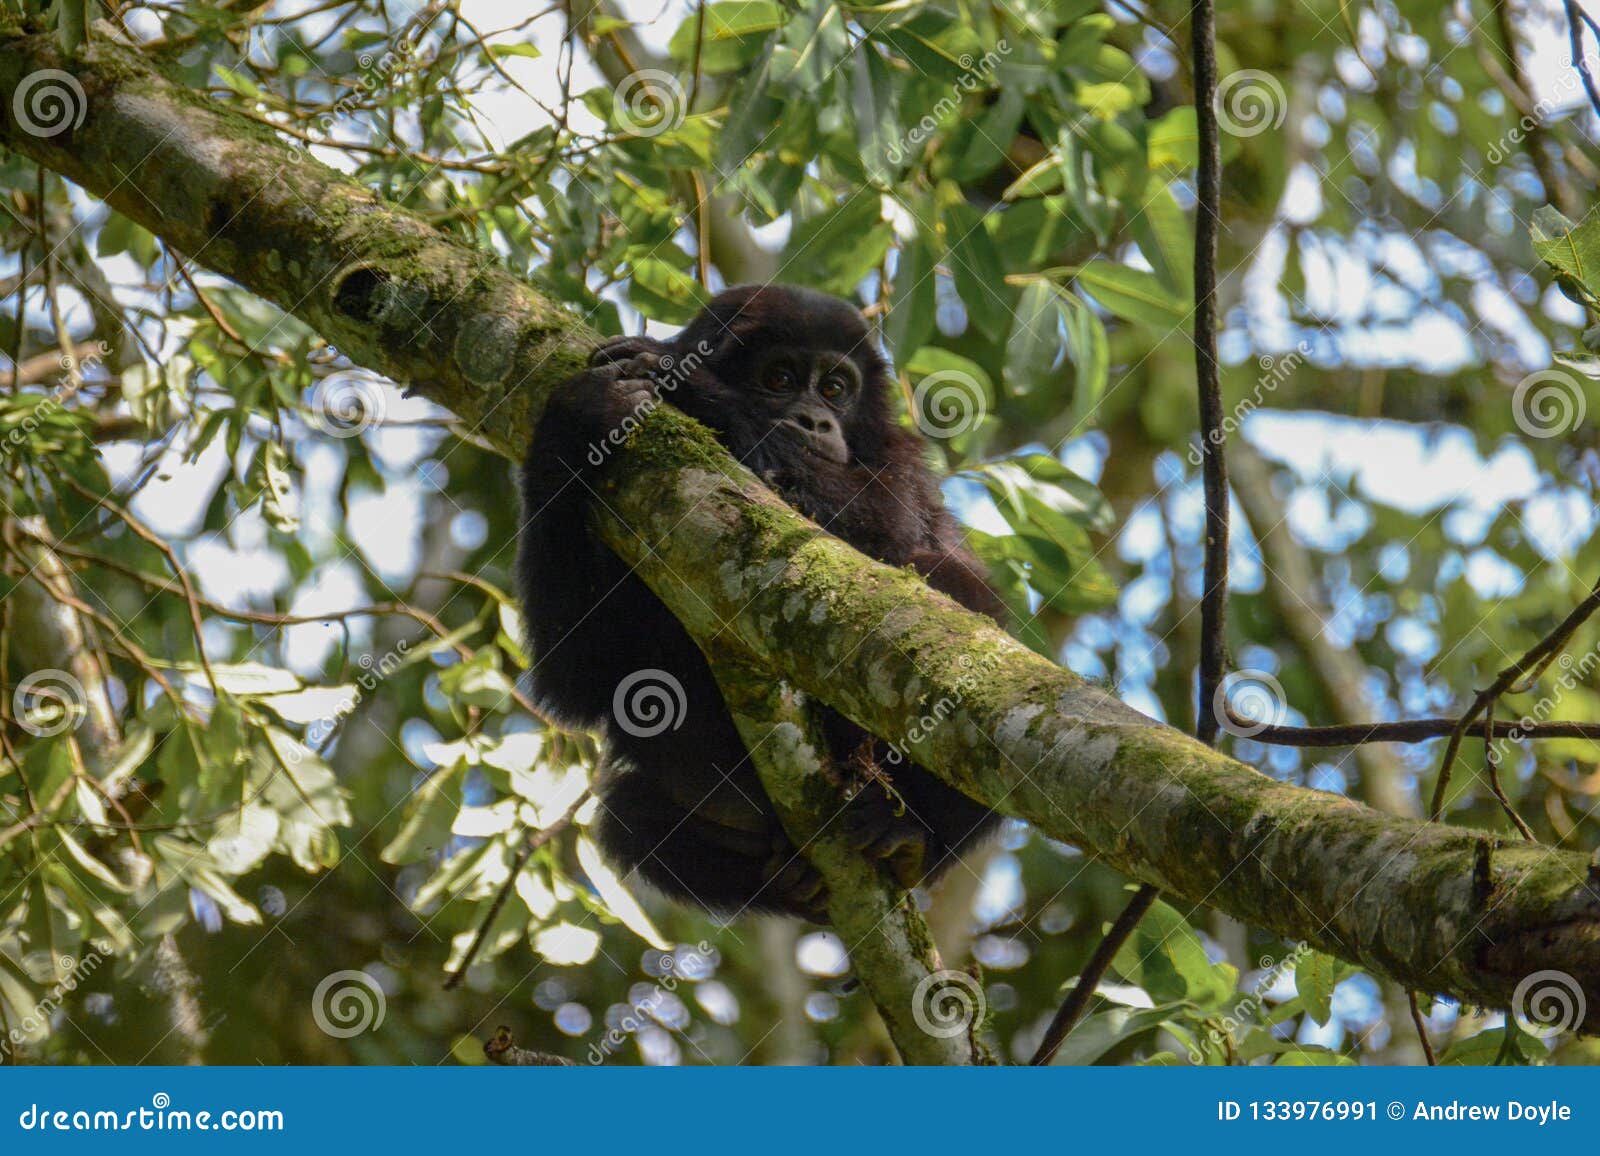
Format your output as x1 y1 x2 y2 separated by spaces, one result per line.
517 285 1003 920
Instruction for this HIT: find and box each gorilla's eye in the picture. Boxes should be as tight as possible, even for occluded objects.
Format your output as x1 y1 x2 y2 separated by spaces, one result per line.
818 376 846 401
766 368 798 392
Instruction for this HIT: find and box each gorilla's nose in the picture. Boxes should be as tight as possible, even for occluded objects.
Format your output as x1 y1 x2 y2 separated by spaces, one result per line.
791 411 836 436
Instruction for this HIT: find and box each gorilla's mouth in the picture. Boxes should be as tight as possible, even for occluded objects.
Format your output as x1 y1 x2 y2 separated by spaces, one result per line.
778 420 850 464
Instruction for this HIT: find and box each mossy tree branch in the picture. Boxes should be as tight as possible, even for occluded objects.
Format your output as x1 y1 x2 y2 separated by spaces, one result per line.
4 26 1599 1034
712 658 986 1065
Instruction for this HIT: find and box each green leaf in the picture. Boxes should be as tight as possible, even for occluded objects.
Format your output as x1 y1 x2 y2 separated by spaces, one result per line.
1292 949 1350 1027
971 453 1115 534
1076 261 1188 331
781 193 891 295
532 921 603 965
577 836 670 949
261 729 351 871
884 235 937 361
852 45 899 185
669 1 787 72
206 804 281 875
1111 897 1237 1011
1005 280 1065 396
485 43 542 60
381 759 469 865
1061 289 1110 430
1130 183 1194 297
1531 205 1600 309
438 649 516 711
1042 1003 1192 1066
628 257 708 324
942 199 1012 339
1148 107 1198 171
876 11 985 80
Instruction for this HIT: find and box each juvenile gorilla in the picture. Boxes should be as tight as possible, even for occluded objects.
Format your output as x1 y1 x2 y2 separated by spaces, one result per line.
518 285 1002 920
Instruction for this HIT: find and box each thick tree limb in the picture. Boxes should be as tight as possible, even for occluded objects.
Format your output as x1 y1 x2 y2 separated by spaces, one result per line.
713 660 984 1065
4 26 1599 1032
590 416 1600 1029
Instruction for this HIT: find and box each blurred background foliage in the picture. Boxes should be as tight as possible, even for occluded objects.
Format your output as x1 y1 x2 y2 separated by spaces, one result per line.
2 0 1599 1065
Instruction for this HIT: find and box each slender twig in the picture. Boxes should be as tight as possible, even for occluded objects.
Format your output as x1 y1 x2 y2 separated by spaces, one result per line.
688 0 707 110
1235 715 1600 746
1407 992 1438 1065
442 792 588 990
1566 0 1600 123
1483 704 1535 840
1492 0 1576 217
56 475 218 696
1029 885 1160 1065
1430 575 1600 819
